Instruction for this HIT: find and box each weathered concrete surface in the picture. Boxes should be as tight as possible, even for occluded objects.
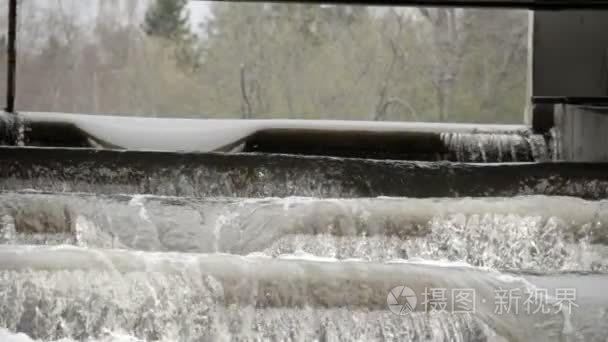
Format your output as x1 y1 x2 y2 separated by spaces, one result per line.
548 104 608 162
0 147 607 199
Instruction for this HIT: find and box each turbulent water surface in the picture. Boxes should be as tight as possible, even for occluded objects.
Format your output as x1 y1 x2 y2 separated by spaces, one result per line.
0 189 607 341
0 127 606 342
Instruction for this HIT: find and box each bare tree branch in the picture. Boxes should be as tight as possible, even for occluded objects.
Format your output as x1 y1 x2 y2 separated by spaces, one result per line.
480 24 527 115
376 97 418 121
240 63 253 119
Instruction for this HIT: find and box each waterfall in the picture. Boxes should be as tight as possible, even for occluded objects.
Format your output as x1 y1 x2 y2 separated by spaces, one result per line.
440 132 549 162
0 130 606 341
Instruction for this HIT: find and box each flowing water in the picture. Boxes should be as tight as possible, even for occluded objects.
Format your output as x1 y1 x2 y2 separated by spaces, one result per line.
0 189 607 341
440 133 549 162
0 127 606 342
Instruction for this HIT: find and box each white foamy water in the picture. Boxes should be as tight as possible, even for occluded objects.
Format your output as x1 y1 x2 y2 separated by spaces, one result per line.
0 245 568 341
1 192 607 272
440 132 548 162
1 192 608 341
0 329 143 342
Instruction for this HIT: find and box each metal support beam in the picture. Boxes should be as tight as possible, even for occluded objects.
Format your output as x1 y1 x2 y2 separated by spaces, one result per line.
5 0 17 114
532 97 608 105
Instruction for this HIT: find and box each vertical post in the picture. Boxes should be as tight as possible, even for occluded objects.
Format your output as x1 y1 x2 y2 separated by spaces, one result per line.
5 0 17 113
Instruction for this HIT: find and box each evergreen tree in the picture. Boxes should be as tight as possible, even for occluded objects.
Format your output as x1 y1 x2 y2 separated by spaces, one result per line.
144 0 199 70
143 0 189 40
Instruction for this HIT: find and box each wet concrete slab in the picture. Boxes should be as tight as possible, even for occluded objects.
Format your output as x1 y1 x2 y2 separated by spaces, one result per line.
0 146 606 199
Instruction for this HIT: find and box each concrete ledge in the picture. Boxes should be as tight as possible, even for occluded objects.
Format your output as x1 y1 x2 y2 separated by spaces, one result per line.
0 147 607 199
0 112 542 162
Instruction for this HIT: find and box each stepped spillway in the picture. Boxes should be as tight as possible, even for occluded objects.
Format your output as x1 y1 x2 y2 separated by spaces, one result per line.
0 127 606 341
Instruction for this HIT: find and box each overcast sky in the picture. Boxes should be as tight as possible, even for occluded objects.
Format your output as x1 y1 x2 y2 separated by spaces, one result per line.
188 1 211 29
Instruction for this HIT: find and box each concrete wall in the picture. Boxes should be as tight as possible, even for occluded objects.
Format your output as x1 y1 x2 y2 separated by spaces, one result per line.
532 11 608 97
554 105 608 162
532 11 608 161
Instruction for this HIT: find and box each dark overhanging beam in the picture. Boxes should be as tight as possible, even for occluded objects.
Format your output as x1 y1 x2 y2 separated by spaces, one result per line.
5 0 16 114
532 96 608 105
206 0 608 10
